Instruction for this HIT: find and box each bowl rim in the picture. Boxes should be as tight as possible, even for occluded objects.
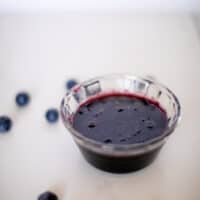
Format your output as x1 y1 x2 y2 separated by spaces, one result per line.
60 73 181 156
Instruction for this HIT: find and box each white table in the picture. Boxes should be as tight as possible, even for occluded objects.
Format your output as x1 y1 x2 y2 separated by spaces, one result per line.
0 15 200 200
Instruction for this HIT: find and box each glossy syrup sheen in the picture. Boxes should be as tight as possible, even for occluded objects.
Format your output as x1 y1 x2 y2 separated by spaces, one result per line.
73 93 167 145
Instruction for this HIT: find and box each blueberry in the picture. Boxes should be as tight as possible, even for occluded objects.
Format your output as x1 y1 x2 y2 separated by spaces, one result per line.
38 191 58 200
16 92 30 107
66 79 78 90
45 108 59 123
0 116 12 133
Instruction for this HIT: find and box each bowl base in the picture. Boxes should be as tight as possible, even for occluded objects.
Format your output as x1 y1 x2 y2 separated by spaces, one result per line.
79 146 162 173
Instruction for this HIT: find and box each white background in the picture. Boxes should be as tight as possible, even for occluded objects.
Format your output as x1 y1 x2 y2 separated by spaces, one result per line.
0 0 199 13
0 14 200 200
0 1 200 200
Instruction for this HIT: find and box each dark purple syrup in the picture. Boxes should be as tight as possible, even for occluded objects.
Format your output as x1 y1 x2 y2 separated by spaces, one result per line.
72 93 168 173
73 94 167 144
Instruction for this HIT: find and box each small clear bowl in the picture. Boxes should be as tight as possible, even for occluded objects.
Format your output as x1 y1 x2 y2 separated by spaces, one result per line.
60 74 181 173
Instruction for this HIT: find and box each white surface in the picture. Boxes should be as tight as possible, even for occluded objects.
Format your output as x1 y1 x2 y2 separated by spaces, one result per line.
0 0 200 13
193 15 200 36
0 15 200 200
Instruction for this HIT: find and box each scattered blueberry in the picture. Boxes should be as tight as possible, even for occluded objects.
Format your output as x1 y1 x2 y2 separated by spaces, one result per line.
16 92 30 107
45 108 59 123
0 116 12 133
66 79 78 90
38 191 58 200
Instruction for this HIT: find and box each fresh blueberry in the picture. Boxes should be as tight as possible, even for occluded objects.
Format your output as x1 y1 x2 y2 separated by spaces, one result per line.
45 108 59 123
16 92 30 107
66 79 78 90
0 116 12 133
38 191 58 200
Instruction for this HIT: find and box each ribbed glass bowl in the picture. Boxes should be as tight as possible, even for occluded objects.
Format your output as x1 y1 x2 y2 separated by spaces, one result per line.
60 74 181 173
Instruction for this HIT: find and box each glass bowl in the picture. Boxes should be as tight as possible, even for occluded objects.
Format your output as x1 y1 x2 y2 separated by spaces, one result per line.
60 74 181 173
